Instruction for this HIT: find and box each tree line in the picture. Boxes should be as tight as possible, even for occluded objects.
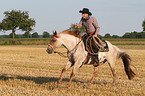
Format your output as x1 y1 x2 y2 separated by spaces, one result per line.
103 31 145 38
1 30 144 39
0 10 145 39
0 31 50 38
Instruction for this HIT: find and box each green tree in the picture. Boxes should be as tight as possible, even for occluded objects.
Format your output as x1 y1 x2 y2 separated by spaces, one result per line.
69 23 86 33
43 31 50 38
142 19 145 31
9 33 17 38
136 32 142 38
131 31 137 38
0 10 36 39
140 32 145 38
104 33 111 38
23 31 31 38
112 35 119 38
122 32 131 38
32 32 39 38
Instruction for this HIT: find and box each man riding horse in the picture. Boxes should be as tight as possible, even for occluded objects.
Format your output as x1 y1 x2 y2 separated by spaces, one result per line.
75 8 107 66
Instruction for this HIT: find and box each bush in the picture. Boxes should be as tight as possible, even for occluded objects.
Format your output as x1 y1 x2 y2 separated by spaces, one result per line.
4 40 22 45
32 32 39 38
104 33 111 38
43 32 50 38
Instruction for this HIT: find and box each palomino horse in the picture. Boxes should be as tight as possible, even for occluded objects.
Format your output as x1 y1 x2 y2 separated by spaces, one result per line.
46 29 135 87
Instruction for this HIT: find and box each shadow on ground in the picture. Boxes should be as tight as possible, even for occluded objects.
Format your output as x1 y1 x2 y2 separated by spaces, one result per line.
0 74 113 88
0 74 86 84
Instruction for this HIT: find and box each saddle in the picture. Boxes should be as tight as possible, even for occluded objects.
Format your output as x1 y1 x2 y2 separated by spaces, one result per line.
86 35 109 55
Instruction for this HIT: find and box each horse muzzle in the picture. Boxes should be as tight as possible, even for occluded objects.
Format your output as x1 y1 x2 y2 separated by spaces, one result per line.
46 46 54 54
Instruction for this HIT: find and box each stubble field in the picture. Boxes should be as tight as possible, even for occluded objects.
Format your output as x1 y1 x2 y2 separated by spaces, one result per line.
0 45 145 96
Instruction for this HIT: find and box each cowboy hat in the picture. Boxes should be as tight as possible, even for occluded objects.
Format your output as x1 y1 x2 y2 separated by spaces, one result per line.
79 8 92 15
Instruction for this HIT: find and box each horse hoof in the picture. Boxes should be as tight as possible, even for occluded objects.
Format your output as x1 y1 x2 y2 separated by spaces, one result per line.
57 84 61 88
112 83 115 86
65 88 69 91
83 84 90 88
66 85 70 89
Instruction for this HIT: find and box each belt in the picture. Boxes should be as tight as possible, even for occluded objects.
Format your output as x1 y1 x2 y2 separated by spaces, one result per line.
87 32 94 35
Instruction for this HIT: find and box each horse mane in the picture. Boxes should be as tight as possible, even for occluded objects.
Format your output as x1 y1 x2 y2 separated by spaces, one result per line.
60 29 82 38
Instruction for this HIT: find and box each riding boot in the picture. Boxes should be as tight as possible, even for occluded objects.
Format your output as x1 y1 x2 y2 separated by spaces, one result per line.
82 53 91 64
92 55 99 67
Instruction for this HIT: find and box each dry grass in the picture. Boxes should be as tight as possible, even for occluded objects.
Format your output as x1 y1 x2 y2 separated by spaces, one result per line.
110 41 145 45
0 45 145 96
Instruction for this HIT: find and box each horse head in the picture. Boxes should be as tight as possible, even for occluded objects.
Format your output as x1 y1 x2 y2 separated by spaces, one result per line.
46 30 62 54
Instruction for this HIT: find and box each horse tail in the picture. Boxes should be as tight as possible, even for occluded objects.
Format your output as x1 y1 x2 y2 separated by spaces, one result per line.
119 51 136 80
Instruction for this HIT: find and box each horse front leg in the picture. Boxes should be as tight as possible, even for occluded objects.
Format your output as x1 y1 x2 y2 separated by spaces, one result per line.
67 71 75 88
67 61 81 88
58 68 66 85
58 61 72 87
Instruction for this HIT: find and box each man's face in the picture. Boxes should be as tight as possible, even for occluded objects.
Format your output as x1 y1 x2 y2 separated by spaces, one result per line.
82 13 89 19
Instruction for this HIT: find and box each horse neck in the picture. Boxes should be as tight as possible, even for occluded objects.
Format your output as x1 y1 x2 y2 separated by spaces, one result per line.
60 34 80 51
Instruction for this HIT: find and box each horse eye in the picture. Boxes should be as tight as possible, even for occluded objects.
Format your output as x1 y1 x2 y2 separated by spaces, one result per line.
51 37 57 42
52 39 56 42
51 38 57 42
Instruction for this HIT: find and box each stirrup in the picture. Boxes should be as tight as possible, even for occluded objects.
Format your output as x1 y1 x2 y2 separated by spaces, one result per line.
83 56 90 64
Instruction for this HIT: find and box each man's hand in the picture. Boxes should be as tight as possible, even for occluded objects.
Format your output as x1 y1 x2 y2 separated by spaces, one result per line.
81 33 87 39
93 34 98 37
75 24 78 28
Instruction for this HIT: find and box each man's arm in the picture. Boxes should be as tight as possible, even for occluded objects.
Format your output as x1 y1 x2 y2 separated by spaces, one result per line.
75 18 83 28
92 17 100 35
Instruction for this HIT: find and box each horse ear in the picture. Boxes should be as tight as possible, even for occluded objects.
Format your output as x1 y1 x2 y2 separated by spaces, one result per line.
53 30 58 37
53 30 55 34
54 30 57 35
53 30 57 35
53 30 57 36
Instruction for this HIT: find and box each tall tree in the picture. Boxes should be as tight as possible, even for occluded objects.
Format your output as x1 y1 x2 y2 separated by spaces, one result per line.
142 19 145 31
9 33 17 38
0 10 36 39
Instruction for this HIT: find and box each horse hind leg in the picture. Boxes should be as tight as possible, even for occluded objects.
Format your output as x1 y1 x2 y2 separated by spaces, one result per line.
85 64 100 88
108 61 116 86
58 61 72 87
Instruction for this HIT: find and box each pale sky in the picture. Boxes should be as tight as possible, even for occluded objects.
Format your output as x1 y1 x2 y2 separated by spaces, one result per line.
0 0 145 36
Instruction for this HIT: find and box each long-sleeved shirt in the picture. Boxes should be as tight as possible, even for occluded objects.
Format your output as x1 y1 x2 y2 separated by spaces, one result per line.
77 16 100 35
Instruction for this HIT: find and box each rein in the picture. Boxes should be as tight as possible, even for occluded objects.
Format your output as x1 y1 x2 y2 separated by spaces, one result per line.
47 44 67 57
53 39 82 58
54 51 68 57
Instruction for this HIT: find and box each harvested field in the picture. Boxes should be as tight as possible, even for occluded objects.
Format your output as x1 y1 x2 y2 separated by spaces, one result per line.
110 41 145 45
0 45 145 95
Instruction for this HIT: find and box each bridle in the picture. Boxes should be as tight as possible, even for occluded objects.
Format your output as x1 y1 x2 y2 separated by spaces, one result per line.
48 44 54 50
47 39 82 58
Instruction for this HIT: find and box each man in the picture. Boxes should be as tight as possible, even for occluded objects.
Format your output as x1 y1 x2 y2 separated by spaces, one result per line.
75 8 104 66
75 8 100 36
